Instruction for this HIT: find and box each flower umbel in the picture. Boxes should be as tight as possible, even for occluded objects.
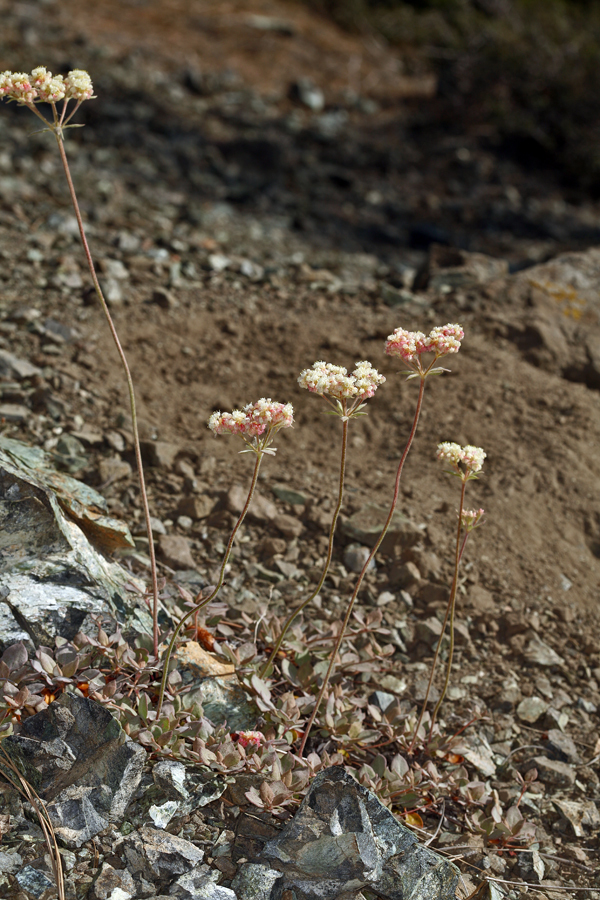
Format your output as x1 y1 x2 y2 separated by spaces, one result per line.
385 323 464 379
461 508 485 532
437 442 486 478
234 730 264 750
208 399 293 455
0 67 95 137
298 359 385 419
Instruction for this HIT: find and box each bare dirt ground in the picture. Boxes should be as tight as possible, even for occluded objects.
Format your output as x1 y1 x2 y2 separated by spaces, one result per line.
1 0 600 896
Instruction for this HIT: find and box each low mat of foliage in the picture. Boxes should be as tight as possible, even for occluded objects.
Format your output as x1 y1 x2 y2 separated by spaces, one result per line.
0 596 536 848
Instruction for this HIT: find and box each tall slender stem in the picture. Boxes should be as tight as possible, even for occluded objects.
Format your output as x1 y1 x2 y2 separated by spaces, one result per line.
52 135 160 656
299 378 426 756
409 477 467 753
260 418 348 679
429 477 469 737
155 451 264 718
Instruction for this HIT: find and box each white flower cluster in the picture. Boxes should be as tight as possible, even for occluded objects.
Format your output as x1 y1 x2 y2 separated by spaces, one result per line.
0 67 94 104
208 399 293 439
298 360 385 401
436 442 486 475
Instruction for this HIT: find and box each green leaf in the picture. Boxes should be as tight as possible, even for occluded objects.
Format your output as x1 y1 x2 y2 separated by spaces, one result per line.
137 693 148 722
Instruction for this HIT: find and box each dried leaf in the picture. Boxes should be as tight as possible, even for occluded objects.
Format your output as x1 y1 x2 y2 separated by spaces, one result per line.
405 812 423 828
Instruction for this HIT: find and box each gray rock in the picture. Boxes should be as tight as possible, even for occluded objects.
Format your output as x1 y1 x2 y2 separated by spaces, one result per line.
177 495 215 520
124 826 204 879
416 244 509 291
15 865 54 898
158 534 197 570
153 760 190 801
208 253 231 272
368 691 397 712
4 695 145 845
290 77 324 111
93 861 137 900
171 864 238 899
0 349 42 380
451 735 496 778
99 277 124 304
528 756 575 787
53 434 88 473
98 457 132 483
342 505 422 556
142 440 181 469
152 287 177 308
523 636 565 666
100 258 130 280
415 617 444 647
249 766 459 899
150 516 168 536
0 849 23 874
0 436 141 650
381 283 417 307
0 403 30 422
149 800 181 829
552 798 600 837
343 543 374 574
272 513 303 539
271 484 308 506
48 784 110 848
516 696 548 723
227 484 277 522
185 675 256 732
388 561 421 590
543 706 569 731
545 729 580 763
231 862 283 899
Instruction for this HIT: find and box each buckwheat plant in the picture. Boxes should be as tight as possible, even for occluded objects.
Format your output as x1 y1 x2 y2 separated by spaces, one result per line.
410 442 486 751
156 400 293 717
0 67 161 654
299 324 465 755
260 361 385 678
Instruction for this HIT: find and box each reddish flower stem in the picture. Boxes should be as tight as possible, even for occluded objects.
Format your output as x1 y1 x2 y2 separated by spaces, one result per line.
409 477 468 753
299 377 426 756
260 416 349 679
155 451 264 718
52 133 161 657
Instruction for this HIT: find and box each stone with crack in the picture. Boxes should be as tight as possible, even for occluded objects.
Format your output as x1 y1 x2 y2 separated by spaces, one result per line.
170 863 237 899
153 760 190 801
92 861 137 900
234 766 459 899
3 694 145 847
123 825 204 882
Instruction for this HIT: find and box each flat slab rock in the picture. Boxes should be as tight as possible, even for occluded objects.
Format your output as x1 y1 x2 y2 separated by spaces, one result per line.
233 766 459 900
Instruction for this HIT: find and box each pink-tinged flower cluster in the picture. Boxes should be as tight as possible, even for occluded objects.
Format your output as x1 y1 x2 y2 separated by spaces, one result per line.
437 442 486 475
208 399 293 439
385 323 464 364
0 71 35 103
234 730 264 750
461 508 485 530
0 67 94 104
298 360 385 401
